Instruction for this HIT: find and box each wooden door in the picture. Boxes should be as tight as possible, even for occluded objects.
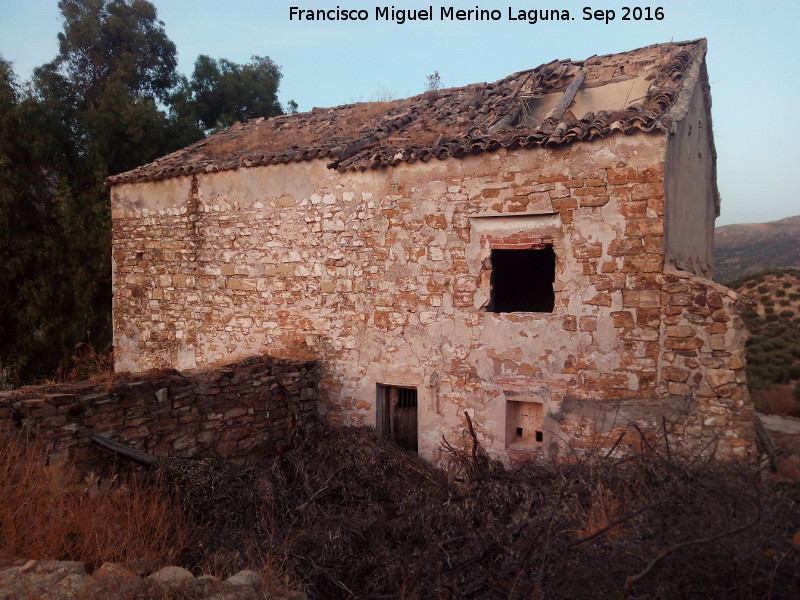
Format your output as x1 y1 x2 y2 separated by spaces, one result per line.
378 385 418 452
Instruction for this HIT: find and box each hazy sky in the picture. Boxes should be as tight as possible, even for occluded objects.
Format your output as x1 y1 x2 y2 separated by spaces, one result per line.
1 0 798 226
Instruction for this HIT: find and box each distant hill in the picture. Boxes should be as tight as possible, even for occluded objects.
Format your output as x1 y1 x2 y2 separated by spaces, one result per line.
714 215 800 283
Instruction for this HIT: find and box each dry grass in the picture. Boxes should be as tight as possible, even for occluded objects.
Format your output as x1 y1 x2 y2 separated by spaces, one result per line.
753 384 800 417
329 101 393 135
68 342 114 382
204 101 397 159
205 122 319 157
579 483 626 541
0 431 187 573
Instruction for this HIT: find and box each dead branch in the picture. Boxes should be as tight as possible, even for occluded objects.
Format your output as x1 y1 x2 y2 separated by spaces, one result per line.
114 417 796 600
622 513 760 597
464 410 478 461
661 416 671 462
604 429 627 459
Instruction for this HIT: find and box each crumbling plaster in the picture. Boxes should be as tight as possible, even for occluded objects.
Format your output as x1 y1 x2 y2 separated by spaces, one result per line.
112 132 753 462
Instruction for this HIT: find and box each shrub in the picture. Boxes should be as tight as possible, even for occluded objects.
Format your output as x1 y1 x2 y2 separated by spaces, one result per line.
752 385 800 417
758 285 769 294
782 281 793 289
68 342 114 381
742 308 759 320
780 309 794 318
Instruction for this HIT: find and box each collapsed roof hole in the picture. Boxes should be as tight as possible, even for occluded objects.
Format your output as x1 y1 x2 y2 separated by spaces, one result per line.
490 246 556 313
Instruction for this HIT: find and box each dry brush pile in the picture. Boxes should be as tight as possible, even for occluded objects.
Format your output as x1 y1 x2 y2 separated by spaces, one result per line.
155 421 800 600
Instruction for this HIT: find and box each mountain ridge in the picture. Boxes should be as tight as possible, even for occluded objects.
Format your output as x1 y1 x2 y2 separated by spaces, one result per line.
713 215 799 283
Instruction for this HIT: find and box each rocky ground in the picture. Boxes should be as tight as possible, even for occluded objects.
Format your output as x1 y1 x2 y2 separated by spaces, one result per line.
0 560 306 600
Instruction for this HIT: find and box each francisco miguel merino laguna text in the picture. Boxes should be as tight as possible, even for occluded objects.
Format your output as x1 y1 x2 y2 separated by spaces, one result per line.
289 6 572 24
289 6 665 25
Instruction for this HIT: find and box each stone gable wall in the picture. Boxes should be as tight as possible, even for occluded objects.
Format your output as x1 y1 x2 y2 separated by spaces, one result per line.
0 356 318 470
110 134 754 462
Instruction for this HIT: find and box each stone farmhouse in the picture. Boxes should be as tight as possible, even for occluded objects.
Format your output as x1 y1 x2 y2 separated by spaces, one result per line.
107 39 754 463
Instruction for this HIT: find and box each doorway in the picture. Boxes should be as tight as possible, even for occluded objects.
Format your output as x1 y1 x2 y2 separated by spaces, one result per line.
377 384 418 452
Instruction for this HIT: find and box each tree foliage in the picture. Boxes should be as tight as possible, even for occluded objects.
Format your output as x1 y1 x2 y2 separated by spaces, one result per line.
173 55 284 131
0 0 288 385
0 58 62 383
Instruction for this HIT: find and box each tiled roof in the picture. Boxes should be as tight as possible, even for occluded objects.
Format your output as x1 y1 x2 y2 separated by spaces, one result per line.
107 39 708 185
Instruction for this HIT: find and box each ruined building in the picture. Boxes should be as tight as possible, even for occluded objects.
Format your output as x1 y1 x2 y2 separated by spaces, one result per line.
107 39 755 462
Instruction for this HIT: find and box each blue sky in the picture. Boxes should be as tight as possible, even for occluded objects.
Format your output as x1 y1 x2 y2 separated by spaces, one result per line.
1 0 798 226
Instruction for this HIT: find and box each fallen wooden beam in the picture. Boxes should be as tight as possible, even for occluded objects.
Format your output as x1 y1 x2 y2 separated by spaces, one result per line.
544 69 585 121
91 434 157 466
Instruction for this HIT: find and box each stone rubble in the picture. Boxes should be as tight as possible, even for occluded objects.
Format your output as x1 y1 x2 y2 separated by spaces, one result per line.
0 559 306 600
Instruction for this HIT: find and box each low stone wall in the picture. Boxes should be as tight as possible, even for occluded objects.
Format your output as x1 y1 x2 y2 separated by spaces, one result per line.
657 268 755 459
0 356 318 470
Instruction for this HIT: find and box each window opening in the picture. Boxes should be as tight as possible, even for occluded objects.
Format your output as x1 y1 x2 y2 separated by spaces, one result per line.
490 246 555 313
377 385 418 452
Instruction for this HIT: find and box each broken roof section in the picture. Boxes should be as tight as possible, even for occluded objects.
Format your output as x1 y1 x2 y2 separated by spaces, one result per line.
107 39 710 185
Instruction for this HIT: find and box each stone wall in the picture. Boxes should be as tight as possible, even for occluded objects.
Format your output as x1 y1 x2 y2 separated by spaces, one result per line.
554 268 755 461
110 133 754 462
657 269 754 458
0 356 318 469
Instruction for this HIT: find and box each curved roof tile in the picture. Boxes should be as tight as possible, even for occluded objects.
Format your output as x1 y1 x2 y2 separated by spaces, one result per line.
107 39 707 186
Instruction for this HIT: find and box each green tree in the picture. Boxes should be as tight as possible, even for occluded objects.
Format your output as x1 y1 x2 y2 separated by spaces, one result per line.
0 58 71 384
173 55 284 131
0 0 187 384
1 0 290 384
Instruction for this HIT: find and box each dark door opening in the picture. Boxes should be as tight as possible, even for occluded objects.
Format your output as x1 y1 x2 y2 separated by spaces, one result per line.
490 246 556 313
377 385 418 452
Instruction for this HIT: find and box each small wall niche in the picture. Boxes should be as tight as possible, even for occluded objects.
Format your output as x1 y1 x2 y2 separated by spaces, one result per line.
506 400 544 450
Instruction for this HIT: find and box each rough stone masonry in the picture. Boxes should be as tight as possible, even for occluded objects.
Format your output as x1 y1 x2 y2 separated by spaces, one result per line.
107 40 756 463
0 356 318 469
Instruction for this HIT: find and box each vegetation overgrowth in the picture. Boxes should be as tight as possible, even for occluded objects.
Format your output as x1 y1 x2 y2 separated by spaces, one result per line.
3 421 799 599
0 431 186 572
0 0 291 387
159 425 800 599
